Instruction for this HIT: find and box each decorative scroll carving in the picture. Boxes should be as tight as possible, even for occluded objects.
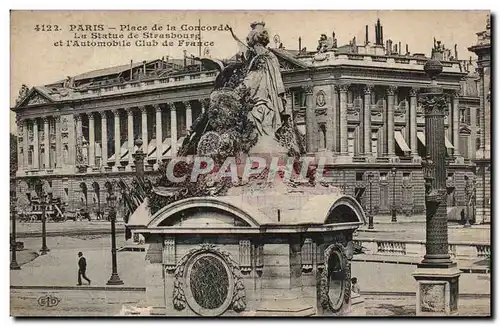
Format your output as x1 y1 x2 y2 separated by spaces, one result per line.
418 94 448 116
239 240 252 274
301 238 313 272
112 109 120 117
315 108 327 116
363 84 374 95
173 244 246 313
87 112 95 120
387 85 398 96
339 84 350 93
168 103 177 111
303 84 314 95
410 88 419 97
154 104 161 113
139 106 147 114
416 105 424 117
316 90 326 107
126 108 134 116
163 237 176 271
61 118 68 133
183 101 191 110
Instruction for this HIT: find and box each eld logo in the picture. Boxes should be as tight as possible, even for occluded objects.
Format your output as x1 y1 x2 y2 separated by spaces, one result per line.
37 294 60 308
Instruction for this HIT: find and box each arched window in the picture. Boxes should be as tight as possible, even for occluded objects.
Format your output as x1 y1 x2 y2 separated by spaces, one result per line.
476 137 481 150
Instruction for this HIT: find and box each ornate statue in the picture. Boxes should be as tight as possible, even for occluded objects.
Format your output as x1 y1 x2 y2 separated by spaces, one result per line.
317 34 328 53
181 21 304 158
15 84 30 105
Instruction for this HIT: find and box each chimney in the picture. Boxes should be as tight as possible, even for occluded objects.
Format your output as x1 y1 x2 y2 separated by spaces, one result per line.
380 25 384 44
375 23 379 45
299 37 302 53
394 44 398 54
454 44 458 59
130 59 133 78
183 50 187 67
142 60 146 75
365 25 369 45
398 42 401 55
406 44 409 55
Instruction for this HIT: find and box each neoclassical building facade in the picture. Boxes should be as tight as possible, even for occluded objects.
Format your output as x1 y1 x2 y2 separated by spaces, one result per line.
12 19 487 222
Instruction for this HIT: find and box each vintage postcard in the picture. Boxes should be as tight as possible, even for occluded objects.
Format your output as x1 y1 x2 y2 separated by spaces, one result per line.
9 10 491 317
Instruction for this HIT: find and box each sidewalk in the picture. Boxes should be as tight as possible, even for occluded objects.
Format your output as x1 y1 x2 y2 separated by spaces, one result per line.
356 222 490 244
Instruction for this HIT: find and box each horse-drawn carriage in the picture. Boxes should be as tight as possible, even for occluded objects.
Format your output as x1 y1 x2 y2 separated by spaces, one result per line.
18 196 68 223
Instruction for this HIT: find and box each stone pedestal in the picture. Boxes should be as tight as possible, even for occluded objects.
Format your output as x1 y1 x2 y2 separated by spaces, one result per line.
412 267 461 316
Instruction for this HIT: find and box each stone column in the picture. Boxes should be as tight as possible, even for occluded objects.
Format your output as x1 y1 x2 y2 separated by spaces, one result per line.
339 84 349 155
16 120 24 172
55 116 62 168
140 106 148 148
409 88 418 156
88 113 95 167
169 103 178 157
155 105 163 162
477 69 485 152
452 90 460 156
43 117 50 169
470 107 477 159
33 119 39 169
184 101 192 132
363 85 374 155
127 108 134 165
100 112 108 165
304 84 315 153
113 109 121 168
23 119 29 169
413 59 460 316
326 85 336 152
387 86 397 156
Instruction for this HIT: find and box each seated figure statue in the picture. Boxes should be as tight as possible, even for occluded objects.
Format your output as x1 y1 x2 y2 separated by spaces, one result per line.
179 21 304 160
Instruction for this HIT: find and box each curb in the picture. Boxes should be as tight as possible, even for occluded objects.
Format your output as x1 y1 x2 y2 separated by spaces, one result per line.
352 257 490 274
360 291 490 299
17 229 126 238
10 285 146 292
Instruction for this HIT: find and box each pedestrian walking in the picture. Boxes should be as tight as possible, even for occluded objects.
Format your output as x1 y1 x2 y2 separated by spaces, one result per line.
77 252 91 286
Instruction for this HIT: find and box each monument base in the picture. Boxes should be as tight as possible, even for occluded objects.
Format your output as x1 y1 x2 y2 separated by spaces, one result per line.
412 266 461 316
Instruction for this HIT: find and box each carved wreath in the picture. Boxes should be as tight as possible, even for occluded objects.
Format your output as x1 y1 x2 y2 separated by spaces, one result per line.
173 244 246 313
319 244 351 313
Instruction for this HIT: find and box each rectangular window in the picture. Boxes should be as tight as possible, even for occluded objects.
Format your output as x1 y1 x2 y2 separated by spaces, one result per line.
476 109 481 126
380 172 388 181
459 109 466 123
371 131 378 157
348 128 355 156
403 172 411 181
356 172 364 181
293 91 306 108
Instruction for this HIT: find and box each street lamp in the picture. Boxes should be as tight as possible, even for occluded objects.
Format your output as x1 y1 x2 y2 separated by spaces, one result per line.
106 192 124 285
10 190 21 270
40 190 50 255
367 172 374 229
391 167 397 223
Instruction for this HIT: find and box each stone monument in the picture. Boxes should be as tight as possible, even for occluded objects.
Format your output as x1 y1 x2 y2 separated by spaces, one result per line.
124 21 366 317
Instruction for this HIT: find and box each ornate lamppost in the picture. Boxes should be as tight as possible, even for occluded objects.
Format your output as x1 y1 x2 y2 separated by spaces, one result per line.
10 189 21 270
391 167 397 222
367 172 374 229
412 56 460 316
106 192 124 285
40 190 50 255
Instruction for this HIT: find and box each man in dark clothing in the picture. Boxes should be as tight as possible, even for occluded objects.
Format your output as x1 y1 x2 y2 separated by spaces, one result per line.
77 252 91 286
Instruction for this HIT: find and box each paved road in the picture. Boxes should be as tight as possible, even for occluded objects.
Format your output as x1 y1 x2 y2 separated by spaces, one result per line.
15 220 491 245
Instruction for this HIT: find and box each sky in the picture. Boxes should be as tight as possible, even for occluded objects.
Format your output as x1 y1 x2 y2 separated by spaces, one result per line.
9 10 489 132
